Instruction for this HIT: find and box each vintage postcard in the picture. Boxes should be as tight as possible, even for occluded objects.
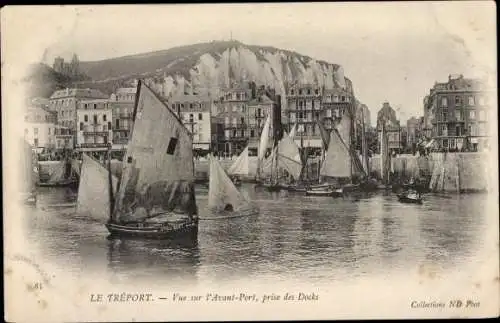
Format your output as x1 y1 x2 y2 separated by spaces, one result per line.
2 2 498 321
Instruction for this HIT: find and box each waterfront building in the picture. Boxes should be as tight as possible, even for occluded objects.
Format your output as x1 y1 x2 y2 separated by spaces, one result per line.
170 94 213 152
423 74 493 151
24 106 58 151
215 85 252 157
406 116 424 148
109 87 136 151
75 99 113 155
377 102 402 153
48 88 109 147
247 92 274 155
285 83 324 149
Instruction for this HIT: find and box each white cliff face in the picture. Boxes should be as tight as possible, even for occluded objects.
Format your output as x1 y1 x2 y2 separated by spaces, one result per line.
146 44 351 99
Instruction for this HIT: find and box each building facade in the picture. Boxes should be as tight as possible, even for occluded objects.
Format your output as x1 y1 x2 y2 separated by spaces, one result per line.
170 94 212 151
377 102 402 152
247 93 274 154
48 88 109 147
406 116 424 148
215 86 252 156
109 87 136 150
76 99 113 154
24 106 58 150
423 74 493 151
285 83 324 149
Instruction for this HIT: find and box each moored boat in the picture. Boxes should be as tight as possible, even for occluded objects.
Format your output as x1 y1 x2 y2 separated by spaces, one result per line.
305 187 343 197
205 154 258 219
397 190 423 204
105 80 199 241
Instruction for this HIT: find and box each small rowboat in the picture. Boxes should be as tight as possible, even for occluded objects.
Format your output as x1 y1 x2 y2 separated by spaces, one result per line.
397 191 423 204
305 187 343 197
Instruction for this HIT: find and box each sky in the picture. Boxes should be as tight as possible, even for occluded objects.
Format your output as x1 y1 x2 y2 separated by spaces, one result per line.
4 2 496 126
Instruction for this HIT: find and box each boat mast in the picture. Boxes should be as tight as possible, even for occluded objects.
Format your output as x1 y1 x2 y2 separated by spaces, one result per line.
107 148 114 222
361 107 369 178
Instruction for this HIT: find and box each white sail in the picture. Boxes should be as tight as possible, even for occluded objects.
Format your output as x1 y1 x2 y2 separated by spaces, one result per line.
277 136 302 180
208 154 251 213
228 146 249 176
261 146 276 177
113 81 198 224
77 154 118 222
289 123 297 139
258 113 272 163
320 129 351 178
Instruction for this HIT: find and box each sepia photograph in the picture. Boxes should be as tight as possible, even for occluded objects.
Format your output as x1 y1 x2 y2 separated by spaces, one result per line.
2 2 498 321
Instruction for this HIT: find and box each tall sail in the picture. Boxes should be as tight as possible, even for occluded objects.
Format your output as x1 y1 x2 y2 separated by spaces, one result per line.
316 120 331 150
289 123 297 139
257 113 272 179
277 135 302 180
21 139 36 193
77 154 118 221
228 146 249 176
320 129 351 178
208 154 250 212
261 146 276 177
112 81 197 224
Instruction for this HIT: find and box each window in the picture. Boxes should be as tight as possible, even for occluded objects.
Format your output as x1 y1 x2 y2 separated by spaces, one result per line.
441 97 448 107
103 114 107 122
80 122 84 131
468 96 475 106
34 138 39 147
455 110 462 121
198 113 203 120
84 103 88 109
232 117 237 126
94 104 97 109
240 117 244 124
307 89 311 95
84 115 88 122
290 90 294 95
299 89 303 95
315 89 319 95
469 110 476 119
189 114 194 122
103 125 107 131
449 138 456 149
341 96 346 102
455 96 461 105
108 122 111 130
250 129 255 137
232 105 237 112
115 119 120 128
190 103 193 109
166 137 178 155
48 128 51 135
93 115 98 124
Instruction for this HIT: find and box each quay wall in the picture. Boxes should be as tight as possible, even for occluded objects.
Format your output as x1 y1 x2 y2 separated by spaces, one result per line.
37 153 490 192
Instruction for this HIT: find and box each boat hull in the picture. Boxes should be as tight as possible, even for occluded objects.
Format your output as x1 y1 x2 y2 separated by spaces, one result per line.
106 218 198 240
263 184 281 192
397 195 423 204
37 179 78 188
305 189 343 197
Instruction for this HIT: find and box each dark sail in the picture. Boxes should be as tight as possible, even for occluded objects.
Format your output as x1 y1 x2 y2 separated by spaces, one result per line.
112 81 198 224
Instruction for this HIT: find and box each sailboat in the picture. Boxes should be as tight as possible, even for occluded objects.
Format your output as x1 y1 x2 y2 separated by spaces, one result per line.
205 154 258 219
20 139 37 205
227 146 249 186
105 80 199 240
306 116 365 197
76 153 118 221
255 113 272 185
37 150 78 188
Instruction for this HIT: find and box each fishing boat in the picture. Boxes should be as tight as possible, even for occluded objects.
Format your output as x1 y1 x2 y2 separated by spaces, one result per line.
37 151 78 188
204 154 258 220
305 187 343 197
397 190 423 204
105 80 199 241
227 146 249 186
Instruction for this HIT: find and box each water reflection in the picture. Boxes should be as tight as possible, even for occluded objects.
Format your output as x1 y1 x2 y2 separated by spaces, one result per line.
22 183 490 285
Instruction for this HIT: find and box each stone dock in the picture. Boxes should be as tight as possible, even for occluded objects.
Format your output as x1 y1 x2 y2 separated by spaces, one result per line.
38 152 490 193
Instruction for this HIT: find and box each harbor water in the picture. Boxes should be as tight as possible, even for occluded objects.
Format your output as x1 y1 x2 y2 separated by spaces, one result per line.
23 184 491 287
